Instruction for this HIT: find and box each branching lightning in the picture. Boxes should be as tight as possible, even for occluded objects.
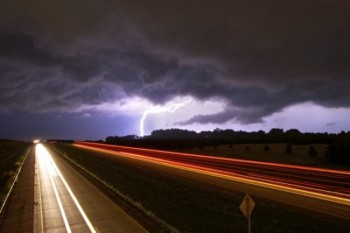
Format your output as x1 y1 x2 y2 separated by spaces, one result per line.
140 98 192 137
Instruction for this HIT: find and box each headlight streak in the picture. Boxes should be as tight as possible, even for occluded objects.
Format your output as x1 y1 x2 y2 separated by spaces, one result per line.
36 144 97 233
36 144 71 233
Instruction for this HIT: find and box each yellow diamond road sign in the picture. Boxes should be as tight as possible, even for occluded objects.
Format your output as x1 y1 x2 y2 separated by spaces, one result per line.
239 193 255 219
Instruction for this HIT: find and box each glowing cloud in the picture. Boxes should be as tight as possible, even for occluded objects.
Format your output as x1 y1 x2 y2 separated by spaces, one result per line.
140 98 193 137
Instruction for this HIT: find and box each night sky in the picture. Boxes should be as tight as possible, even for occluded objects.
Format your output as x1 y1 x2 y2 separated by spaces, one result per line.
1 1 350 140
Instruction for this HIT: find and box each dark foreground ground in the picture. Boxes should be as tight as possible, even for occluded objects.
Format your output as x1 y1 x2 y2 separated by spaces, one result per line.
0 146 34 233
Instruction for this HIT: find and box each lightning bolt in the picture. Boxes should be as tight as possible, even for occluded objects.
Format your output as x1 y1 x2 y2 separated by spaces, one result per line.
140 98 192 137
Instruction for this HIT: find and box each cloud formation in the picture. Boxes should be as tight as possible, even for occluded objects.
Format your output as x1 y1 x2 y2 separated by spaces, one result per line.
1 0 350 125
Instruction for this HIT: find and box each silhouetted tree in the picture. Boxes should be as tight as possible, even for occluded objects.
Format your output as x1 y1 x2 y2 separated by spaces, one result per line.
268 128 284 143
264 144 270 152
285 129 301 143
258 130 266 135
269 128 284 135
308 145 318 157
285 129 301 134
285 143 293 154
151 128 197 139
325 143 350 164
104 128 346 159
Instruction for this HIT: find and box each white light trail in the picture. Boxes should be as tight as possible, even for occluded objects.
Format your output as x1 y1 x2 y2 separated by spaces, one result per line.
140 98 193 137
36 144 97 233
36 144 71 233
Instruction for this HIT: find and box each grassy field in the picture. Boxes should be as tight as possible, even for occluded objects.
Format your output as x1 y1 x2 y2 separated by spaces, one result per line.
51 143 349 233
0 141 30 206
174 143 350 170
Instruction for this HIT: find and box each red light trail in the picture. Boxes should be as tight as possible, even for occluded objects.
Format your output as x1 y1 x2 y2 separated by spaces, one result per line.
73 141 350 207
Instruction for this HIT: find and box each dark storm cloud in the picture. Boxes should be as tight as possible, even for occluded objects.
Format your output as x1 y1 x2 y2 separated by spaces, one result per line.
118 1 350 80
1 0 349 124
0 33 56 66
176 107 269 126
0 31 121 112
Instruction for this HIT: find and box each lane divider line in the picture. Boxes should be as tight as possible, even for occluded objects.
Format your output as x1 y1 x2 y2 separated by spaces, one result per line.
47 160 72 233
34 152 45 233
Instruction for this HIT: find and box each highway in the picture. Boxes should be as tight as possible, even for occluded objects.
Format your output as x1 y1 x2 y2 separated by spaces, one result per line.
74 141 350 220
34 143 147 233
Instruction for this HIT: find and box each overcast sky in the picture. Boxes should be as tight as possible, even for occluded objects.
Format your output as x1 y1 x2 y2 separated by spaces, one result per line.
1 1 350 140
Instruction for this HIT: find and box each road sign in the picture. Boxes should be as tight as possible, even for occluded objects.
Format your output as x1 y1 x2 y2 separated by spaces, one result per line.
239 193 255 233
239 193 255 219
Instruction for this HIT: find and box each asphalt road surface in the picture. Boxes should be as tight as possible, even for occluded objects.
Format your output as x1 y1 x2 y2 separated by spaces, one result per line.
34 143 147 233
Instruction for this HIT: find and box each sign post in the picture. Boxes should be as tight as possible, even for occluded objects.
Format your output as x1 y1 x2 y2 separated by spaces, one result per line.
239 193 255 233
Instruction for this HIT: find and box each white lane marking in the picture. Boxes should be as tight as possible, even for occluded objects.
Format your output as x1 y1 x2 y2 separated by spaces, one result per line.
36 144 97 233
47 162 72 233
36 153 45 233
36 144 72 233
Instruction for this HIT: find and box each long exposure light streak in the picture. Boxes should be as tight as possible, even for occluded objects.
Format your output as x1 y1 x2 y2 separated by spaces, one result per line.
36 144 97 233
139 98 192 137
36 144 71 232
74 142 350 207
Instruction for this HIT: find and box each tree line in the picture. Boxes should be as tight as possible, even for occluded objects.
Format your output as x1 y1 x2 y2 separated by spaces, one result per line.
105 128 350 165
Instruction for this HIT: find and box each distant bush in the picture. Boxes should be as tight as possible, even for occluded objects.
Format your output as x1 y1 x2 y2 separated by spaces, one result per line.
308 146 318 157
263 144 270 152
325 143 350 164
285 144 293 155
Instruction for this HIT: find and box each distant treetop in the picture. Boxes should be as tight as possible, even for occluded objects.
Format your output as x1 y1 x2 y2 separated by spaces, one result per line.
105 128 349 144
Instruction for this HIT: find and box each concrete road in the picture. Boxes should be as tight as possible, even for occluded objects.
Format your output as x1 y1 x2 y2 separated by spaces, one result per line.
34 143 148 233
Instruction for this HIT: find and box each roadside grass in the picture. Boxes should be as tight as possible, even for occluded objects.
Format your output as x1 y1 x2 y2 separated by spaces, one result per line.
51 143 349 233
0 141 30 205
177 143 350 170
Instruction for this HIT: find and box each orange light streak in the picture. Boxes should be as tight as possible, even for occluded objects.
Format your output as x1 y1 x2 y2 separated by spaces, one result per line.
76 141 350 176
74 143 350 206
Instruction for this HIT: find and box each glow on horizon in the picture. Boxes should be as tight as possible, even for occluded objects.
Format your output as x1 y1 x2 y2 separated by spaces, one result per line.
70 97 350 138
140 98 193 137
